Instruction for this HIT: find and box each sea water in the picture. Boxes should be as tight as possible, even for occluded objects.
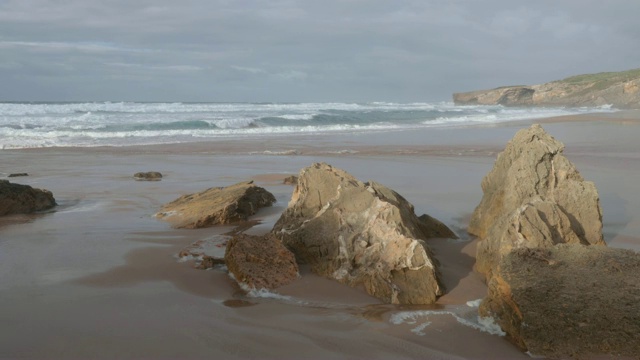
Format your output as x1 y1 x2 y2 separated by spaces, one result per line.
0 101 615 148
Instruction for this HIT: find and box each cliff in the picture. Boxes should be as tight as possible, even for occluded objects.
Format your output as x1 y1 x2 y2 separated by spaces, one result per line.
453 68 640 108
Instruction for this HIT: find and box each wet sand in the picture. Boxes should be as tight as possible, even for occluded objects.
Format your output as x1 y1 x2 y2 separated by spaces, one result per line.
1 112 639 359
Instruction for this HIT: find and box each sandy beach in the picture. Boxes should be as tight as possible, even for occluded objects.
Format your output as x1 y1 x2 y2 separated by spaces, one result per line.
1 111 639 359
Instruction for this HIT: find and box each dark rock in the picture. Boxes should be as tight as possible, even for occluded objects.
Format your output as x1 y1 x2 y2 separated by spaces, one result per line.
134 171 163 181
8 173 28 178
0 180 56 216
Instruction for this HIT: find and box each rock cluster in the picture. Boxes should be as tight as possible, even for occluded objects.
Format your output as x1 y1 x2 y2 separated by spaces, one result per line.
272 162 456 304
468 124 604 280
468 124 640 358
156 181 276 229
0 180 57 216
225 233 299 290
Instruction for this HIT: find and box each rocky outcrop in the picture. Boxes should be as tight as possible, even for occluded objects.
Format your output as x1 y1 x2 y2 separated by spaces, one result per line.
468 124 605 280
134 171 163 181
225 233 299 290
454 68 640 108
0 180 56 216
156 181 276 229
272 163 456 304
480 245 640 358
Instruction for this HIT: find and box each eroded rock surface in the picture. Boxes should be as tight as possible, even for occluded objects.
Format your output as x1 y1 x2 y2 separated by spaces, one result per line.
480 245 640 358
0 180 56 216
468 124 605 279
225 233 299 290
156 181 276 229
272 162 456 304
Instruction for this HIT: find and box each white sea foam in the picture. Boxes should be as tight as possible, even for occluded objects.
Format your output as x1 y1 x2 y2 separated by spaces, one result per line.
0 101 618 149
466 298 483 307
390 309 506 336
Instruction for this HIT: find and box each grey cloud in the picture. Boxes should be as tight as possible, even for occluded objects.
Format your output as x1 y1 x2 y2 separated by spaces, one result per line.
0 0 638 102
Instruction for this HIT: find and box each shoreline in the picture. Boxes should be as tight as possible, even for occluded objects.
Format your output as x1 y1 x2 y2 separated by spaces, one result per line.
1 110 639 359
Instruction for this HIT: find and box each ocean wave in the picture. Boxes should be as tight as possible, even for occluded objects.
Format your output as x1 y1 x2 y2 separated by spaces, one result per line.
0 101 619 149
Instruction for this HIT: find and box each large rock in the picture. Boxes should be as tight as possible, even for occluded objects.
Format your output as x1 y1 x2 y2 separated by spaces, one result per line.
272 163 456 304
225 233 299 290
453 68 640 108
0 180 56 216
468 124 605 279
156 181 276 229
480 245 640 358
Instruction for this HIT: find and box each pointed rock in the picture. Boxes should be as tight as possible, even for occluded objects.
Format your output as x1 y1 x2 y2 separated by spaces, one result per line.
272 163 456 304
468 124 605 280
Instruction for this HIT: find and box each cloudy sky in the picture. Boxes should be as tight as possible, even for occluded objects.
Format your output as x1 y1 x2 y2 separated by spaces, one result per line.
1 0 639 102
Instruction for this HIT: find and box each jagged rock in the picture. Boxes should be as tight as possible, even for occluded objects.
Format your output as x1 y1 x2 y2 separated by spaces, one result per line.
282 175 298 185
468 124 605 280
8 173 28 178
225 233 299 290
453 68 640 108
134 171 163 181
0 180 56 216
272 163 456 304
480 245 640 358
156 181 276 229
178 236 229 269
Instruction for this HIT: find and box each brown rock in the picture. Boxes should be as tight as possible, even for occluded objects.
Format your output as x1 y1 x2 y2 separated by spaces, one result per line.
480 245 640 358
156 181 276 229
134 171 163 181
272 163 456 304
225 233 299 290
468 124 605 279
282 175 298 185
0 180 56 216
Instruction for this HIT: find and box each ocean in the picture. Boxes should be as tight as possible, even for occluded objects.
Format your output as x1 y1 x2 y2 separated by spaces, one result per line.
0 101 615 149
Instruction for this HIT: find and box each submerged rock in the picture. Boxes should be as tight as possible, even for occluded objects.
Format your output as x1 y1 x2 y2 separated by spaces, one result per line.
178 236 229 269
272 162 456 304
282 175 298 185
480 245 640 358
134 171 163 181
468 124 605 279
0 180 56 216
225 233 299 290
8 173 28 178
156 181 276 229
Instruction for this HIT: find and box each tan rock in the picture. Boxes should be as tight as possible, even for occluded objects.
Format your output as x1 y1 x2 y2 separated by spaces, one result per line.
225 233 299 290
156 181 276 229
469 124 604 279
480 245 640 358
272 163 456 304
0 180 56 216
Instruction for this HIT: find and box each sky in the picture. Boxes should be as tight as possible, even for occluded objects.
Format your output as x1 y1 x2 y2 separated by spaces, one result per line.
1 0 639 103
